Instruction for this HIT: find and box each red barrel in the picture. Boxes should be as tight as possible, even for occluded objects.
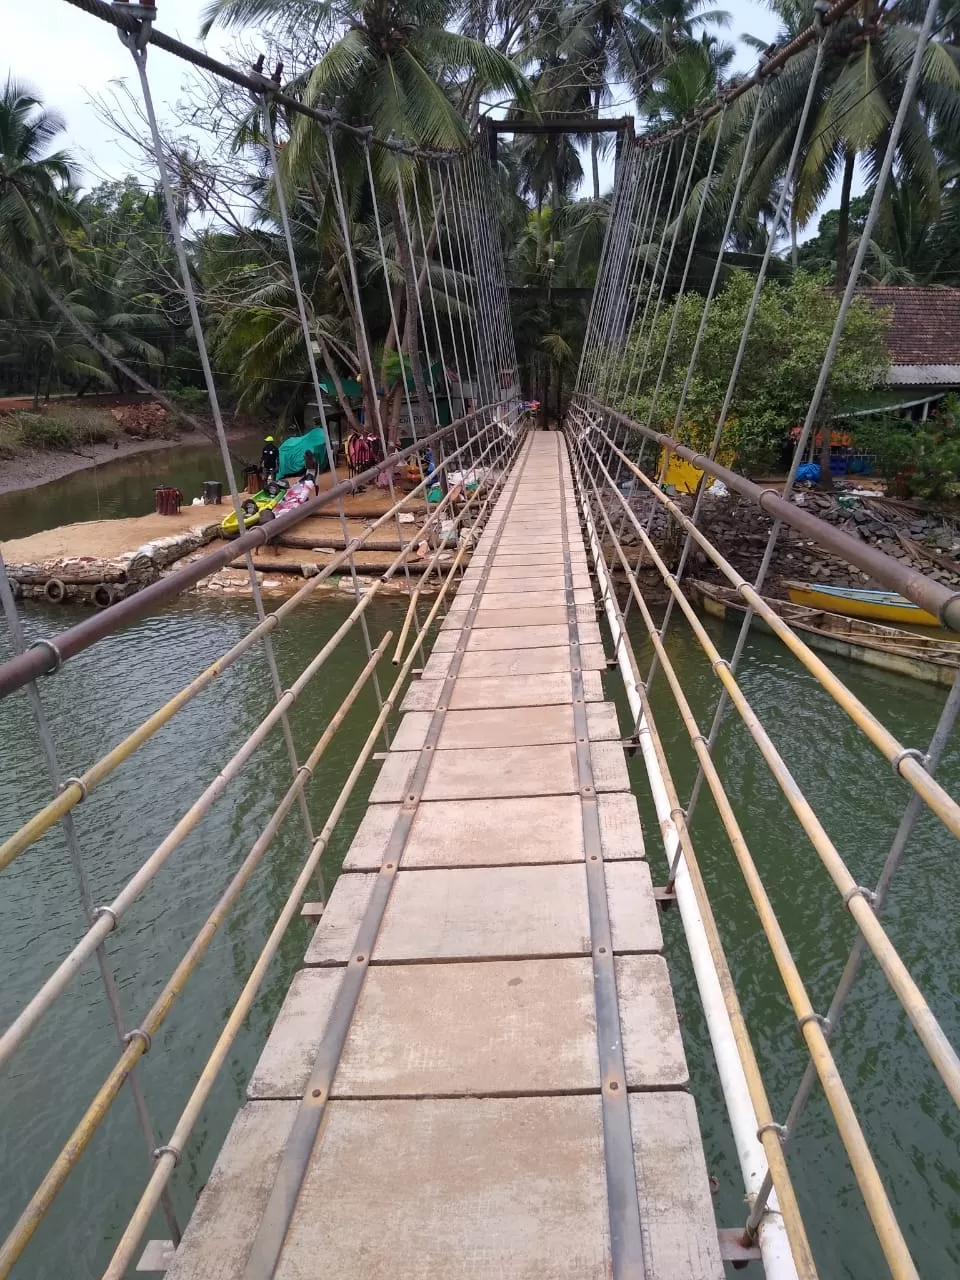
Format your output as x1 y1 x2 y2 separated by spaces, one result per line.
154 486 183 515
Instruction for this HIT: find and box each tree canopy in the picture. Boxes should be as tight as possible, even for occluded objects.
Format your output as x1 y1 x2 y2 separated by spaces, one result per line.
1 1 958 456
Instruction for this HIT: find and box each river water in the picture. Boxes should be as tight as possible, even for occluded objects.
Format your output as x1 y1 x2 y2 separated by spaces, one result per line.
0 433 262 542
0 451 958 1279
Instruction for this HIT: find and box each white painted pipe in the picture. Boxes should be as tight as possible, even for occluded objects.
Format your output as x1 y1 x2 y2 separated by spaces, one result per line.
573 461 800 1280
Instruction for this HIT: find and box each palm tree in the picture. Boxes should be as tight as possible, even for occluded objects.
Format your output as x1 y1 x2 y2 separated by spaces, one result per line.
0 77 77 263
202 0 530 441
732 0 960 286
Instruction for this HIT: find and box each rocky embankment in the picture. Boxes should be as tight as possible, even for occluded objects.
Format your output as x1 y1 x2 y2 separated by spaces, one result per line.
607 486 960 597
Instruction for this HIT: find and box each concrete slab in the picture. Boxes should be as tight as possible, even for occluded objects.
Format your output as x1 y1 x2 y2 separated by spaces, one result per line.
589 740 631 790
164 1101 298 1280
306 871 374 962
247 967 343 1098
333 958 599 1096
432 621 602 652
422 644 606 680
374 741 637 803
342 795 587 870
597 791 646 859
465 560 590 581
339 794 644 873
475 574 592 594
618 955 688 1087
586 702 620 740
398 670 603 713
446 588 593 613
274 1097 609 1280
392 705 578 750
371 740 628 803
629 1092 726 1279
607 860 662 953
445 605 596 629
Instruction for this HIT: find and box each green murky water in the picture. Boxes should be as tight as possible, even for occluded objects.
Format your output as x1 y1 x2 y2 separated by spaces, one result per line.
0 434 261 542
0 458 957 1278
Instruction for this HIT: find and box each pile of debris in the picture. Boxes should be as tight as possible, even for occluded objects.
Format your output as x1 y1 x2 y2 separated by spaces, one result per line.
110 402 176 440
603 484 960 597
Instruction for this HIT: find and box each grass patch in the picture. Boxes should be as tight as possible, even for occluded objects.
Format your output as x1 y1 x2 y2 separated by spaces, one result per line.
0 407 121 458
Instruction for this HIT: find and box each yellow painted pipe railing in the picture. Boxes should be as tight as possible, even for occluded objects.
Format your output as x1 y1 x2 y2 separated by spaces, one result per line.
571 430 921 1279
0 421 529 1279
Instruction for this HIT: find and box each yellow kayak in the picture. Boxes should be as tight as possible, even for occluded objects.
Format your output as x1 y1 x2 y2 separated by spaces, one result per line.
219 481 287 537
783 580 940 627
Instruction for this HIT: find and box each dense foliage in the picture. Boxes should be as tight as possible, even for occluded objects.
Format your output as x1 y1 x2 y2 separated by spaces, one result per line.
854 395 960 500
1 0 959 465
607 271 890 471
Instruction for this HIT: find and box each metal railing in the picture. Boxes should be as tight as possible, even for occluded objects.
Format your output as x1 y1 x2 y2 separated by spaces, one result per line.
0 410 527 1278
566 408 960 1280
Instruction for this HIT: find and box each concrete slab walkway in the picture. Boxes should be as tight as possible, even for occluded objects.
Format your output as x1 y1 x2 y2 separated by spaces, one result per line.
163 432 723 1280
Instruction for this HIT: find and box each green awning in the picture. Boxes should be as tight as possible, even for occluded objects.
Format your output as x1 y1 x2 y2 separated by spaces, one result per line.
318 375 362 399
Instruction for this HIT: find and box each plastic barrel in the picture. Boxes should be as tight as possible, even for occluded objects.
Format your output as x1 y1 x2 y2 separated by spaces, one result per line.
203 480 223 505
154 486 183 515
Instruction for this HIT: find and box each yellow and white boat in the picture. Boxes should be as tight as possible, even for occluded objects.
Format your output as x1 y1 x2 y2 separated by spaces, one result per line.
783 580 940 627
692 580 959 686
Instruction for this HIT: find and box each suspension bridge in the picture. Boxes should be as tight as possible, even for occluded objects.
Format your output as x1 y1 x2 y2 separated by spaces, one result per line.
1 0 958 1278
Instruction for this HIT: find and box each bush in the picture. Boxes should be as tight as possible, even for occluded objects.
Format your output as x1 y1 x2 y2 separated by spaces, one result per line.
854 395 960 501
603 271 890 474
0 407 121 453
167 386 207 411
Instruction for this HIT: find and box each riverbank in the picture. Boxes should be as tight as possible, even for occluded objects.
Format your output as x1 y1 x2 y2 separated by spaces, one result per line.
0 434 188 496
2 469 435 606
0 398 261 497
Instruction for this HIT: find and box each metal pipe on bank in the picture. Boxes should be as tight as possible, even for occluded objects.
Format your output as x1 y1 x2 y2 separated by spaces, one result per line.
587 397 960 632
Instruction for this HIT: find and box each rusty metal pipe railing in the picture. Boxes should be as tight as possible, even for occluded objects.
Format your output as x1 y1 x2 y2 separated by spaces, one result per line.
2 428 528 1280
0 422 506 877
0 423 525 1073
582 432 960 1114
567 431 817 1276
571 432 920 1278
0 409 504 700
586 399 960 631
0 632 393 1279
0 574 391 1070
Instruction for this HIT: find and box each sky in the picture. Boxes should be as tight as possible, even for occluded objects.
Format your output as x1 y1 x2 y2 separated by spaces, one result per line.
3 0 849 230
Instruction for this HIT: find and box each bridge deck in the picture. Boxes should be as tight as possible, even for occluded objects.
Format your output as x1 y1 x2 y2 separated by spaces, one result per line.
163 432 723 1280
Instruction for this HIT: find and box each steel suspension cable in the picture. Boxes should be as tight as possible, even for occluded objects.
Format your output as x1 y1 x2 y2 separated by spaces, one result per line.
260 95 387 774
569 433 921 1279
648 40 826 689
125 35 316 853
683 0 943 823
0 551 182 1247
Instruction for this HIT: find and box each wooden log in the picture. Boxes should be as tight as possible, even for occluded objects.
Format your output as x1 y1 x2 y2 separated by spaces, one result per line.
9 564 130 585
276 535 409 553
229 558 444 577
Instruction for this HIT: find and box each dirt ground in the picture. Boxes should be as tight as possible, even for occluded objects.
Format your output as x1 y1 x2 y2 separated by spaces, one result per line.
2 481 427 565
1 508 219 561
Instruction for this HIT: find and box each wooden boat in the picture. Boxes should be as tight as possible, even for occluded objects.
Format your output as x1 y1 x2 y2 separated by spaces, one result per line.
690 580 960 688
783 579 939 627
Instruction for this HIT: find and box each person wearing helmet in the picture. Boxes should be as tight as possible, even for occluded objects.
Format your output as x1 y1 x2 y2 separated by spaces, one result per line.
260 435 280 481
